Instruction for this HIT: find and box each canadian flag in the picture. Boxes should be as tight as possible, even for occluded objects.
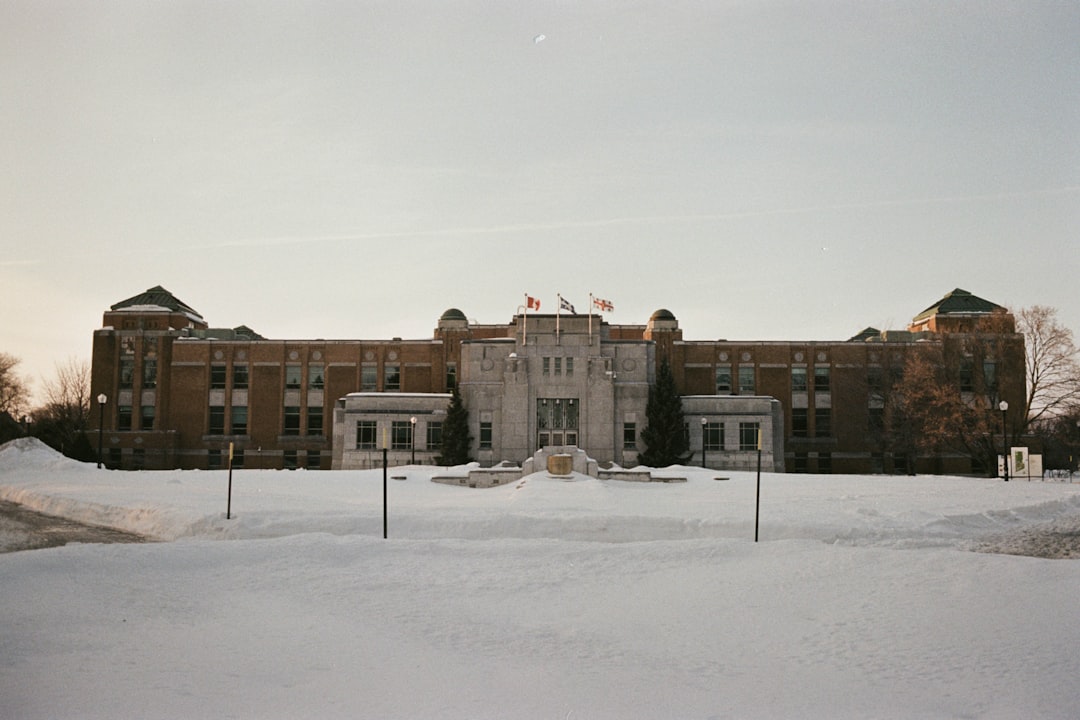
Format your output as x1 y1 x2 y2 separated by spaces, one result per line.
593 297 614 312
527 295 540 311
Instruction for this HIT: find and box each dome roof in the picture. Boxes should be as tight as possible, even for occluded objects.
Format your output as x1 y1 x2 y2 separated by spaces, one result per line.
650 308 677 322
439 308 468 322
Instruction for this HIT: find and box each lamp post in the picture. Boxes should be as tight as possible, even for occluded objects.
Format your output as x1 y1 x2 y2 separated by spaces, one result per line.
96 393 107 469
410 416 417 465
700 417 708 468
1074 420 1080 482
999 400 1009 482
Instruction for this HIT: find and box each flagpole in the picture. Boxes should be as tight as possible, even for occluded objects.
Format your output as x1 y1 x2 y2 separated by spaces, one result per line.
523 293 528 347
588 293 593 344
556 293 561 344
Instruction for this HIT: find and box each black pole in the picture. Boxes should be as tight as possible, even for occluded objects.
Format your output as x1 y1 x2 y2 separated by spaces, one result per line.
97 401 104 469
382 446 388 539
1002 408 1009 482
754 443 762 543
227 442 234 520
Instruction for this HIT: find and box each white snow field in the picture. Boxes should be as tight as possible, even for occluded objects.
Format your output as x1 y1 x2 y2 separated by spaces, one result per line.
2 437 1079 720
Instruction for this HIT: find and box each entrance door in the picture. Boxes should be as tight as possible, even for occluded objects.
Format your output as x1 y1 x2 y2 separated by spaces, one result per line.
537 398 579 448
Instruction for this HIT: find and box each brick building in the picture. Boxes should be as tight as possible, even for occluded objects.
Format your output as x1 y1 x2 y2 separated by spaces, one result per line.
90 286 1025 474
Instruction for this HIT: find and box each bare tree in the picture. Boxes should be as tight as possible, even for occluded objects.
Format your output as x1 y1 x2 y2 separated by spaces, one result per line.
888 346 995 473
31 358 93 459
1016 306 1080 430
39 357 92 424
0 352 31 418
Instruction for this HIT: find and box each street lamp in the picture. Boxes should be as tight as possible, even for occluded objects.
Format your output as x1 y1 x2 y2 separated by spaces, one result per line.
700 417 708 468
96 393 107 469
999 400 1009 482
410 416 417 465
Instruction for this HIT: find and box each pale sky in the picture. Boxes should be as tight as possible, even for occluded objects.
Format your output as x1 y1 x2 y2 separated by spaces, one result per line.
2 1 1078 402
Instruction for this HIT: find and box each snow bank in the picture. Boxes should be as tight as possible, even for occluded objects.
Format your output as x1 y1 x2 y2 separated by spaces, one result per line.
3 437 1080 552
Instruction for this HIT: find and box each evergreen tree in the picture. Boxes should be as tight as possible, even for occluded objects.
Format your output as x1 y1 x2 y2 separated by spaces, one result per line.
68 430 98 464
639 360 691 468
436 385 473 466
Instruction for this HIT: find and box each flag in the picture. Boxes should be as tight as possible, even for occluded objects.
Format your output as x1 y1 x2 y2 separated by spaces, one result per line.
593 297 614 312
527 295 541 311
560 296 576 314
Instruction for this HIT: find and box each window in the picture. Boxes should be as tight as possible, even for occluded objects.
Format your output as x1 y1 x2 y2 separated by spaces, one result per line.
983 360 997 393
446 363 457 391
231 406 248 435
565 357 573 377
284 450 297 469
818 453 832 474
715 365 732 394
791 367 807 392
132 448 145 469
356 420 377 449
959 359 975 392
210 365 227 390
479 421 493 449
792 408 808 437
285 365 302 389
306 450 321 469
120 358 135 389
283 406 300 436
233 364 249 389
118 405 132 431
385 364 400 391
814 366 830 393
209 407 225 435
815 408 831 437
703 422 723 451
542 357 550 376
739 422 760 450
623 422 637 449
308 364 325 390
426 421 442 450
868 407 884 433
793 452 808 473
867 367 884 392
554 357 562 376
391 420 412 450
143 360 157 389
307 406 323 436
738 366 755 395
233 449 244 468
361 365 377 391
537 398 579 430
208 449 222 470
140 405 154 431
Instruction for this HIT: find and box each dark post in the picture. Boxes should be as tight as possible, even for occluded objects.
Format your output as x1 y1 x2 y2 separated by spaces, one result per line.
96 394 107 469
754 428 762 542
226 442 234 520
383 445 389 539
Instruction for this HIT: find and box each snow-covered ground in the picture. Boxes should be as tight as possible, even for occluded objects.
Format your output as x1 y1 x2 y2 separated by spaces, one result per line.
2 437 1079 719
